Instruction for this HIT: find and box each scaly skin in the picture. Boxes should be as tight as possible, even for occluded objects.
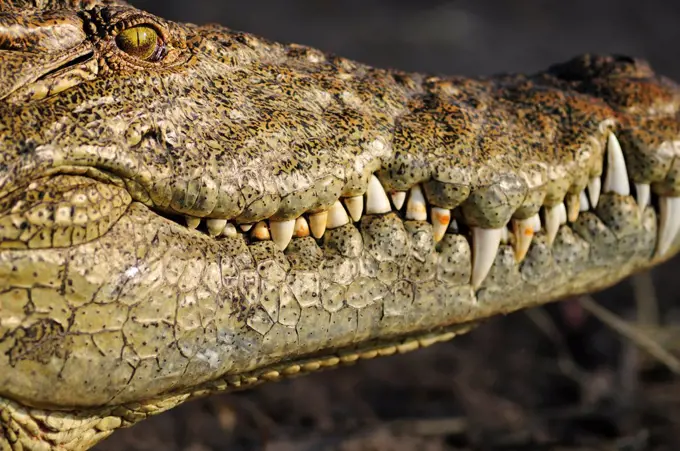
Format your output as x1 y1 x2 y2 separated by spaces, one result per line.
1 0 680 449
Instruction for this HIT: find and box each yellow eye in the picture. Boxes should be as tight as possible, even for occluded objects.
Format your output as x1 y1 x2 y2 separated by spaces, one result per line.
115 25 164 61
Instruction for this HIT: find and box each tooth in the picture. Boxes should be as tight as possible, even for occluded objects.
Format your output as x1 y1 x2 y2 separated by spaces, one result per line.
222 223 237 238
500 227 510 244
588 177 601 208
294 217 310 237
252 221 270 241
557 202 567 225
579 190 589 212
240 223 253 232
566 194 580 222
431 207 451 242
635 183 650 211
603 133 630 196
471 227 503 289
657 196 680 257
545 204 565 245
512 218 535 262
406 185 428 221
270 219 295 250
366 175 391 214
207 218 227 236
309 211 328 238
185 216 200 229
344 196 364 222
391 191 406 210
529 213 541 232
327 200 349 229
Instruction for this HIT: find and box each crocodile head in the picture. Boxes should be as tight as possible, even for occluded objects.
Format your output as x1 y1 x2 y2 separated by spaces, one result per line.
1 0 680 449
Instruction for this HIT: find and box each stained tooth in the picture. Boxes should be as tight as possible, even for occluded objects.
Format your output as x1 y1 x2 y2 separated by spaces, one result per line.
344 196 364 222
635 183 650 211
327 201 349 229
270 219 295 250
309 211 328 238
222 223 237 238
657 196 680 257
603 133 630 196
391 191 406 210
406 185 428 221
431 207 451 242
545 204 564 245
185 216 200 229
588 177 601 208
512 218 535 262
294 217 310 237
240 223 253 232
579 190 590 212
566 194 580 222
207 218 227 236
252 221 270 241
471 227 503 289
366 175 391 214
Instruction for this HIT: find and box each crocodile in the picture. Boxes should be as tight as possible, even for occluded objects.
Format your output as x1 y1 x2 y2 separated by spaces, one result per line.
1 0 680 449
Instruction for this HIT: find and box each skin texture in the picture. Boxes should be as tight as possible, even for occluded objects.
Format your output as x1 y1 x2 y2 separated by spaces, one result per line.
1 0 680 449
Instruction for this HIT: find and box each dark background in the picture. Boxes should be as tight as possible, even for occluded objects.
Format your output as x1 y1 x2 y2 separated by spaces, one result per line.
96 1 680 450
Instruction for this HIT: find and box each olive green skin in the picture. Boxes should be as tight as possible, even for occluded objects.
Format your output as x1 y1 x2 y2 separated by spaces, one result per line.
0 1 679 450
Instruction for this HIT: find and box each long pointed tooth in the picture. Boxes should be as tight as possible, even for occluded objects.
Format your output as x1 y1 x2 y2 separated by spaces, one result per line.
545 204 563 245
656 196 680 257
270 219 295 250
366 175 391 214
588 177 601 208
252 221 270 241
603 133 630 196
579 190 590 212
309 211 328 238
406 185 428 221
471 227 502 289
327 201 349 229
431 207 451 242
391 191 406 210
222 223 237 238
512 218 535 262
294 217 310 237
635 183 650 211
240 223 253 232
185 216 200 229
529 213 541 232
207 218 227 236
566 194 580 223
556 202 567 225
344 196 364 222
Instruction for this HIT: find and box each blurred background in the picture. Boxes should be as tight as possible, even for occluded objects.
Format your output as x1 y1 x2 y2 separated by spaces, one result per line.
96 1 680 450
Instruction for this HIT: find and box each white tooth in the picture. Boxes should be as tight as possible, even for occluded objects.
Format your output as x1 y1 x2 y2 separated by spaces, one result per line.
222 223 237 238
512 218 535 263
588 177 601 208
185 216 200 229
431 207 451 242
366 175 391 214
252 221 270 241
309 211 328 238
635 183 650 211
294 217 310 237
566 194 580 223
240 223 253 232
406 185 428 221
207 218 227 236
344 196 364 222
529 213 541 232
270 219 295 250
500 226 510 244
391 191 406 210
556 202 567 225
579 190 590 212
471 227 503 289
603 133 630 196
327 201 349 229
656 196 680 257
545 204 563 245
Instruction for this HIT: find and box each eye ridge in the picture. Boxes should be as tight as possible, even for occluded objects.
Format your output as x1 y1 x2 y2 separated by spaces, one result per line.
115 25 167 63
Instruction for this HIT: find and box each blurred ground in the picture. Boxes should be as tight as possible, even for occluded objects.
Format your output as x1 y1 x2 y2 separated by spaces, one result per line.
96 1 680 450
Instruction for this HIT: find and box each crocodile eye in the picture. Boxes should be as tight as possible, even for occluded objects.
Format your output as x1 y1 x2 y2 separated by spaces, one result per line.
115 25 165 61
